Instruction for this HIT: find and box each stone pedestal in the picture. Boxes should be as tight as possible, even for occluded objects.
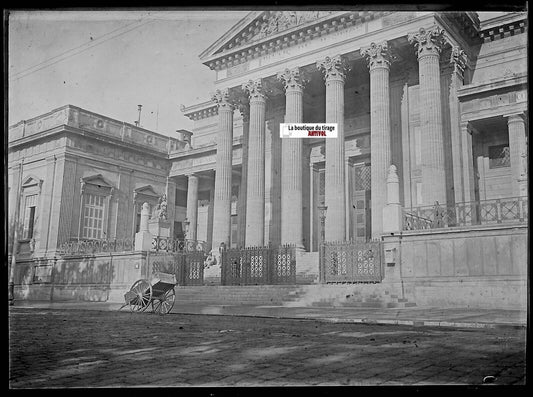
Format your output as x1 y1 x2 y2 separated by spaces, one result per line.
134 202 153 251
148 218 171 238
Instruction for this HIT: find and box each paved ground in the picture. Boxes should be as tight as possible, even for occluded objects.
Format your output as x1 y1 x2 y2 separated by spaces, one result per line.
9 306 526 388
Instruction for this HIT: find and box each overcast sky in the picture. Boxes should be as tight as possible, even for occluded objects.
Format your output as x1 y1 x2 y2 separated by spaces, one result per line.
8 10 249 135
8 10 509 137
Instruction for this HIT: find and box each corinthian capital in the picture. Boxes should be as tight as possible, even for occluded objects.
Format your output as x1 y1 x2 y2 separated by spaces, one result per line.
211 88 236 111
450 46 468 78
242 79 266 101
361 41 394 71
316 55 350 82
277 67 308 92
408 26 446 59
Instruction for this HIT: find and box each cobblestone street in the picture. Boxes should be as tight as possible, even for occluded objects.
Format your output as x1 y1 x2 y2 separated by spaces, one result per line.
9 307 526 388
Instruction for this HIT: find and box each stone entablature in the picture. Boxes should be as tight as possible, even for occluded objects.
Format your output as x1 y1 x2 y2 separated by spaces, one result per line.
9 105 184 155
458 74 527 121
479 13 527 42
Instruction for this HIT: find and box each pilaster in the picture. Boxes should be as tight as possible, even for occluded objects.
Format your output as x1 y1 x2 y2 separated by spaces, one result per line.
506 113 528 196
448 47 468 204
186 174 199 240
48 154 78 254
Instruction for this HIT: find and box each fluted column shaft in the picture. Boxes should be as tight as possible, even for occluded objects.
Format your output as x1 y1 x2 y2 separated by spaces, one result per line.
278 68 306 247
409 26 447 205
211 89 235 249
317 55 348 242
507 114 528 196
186 174 199 241
243 79 266 247
362 42 393 238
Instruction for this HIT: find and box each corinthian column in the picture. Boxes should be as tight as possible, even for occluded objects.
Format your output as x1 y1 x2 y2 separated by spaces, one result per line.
277 67 307 248
361 41 393 238
242 79 266 247
317 55 349 242
211 88 235 249
408 26 447 205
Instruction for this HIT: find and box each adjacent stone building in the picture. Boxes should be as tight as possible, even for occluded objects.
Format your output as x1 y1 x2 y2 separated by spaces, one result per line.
8 10 528 308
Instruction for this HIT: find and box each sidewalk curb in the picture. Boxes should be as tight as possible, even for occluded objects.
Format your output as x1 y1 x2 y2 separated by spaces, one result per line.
9 303 526 330
170 310 526 330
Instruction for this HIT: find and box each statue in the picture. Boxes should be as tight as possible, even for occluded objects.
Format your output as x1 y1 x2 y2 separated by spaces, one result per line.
155 194 168 220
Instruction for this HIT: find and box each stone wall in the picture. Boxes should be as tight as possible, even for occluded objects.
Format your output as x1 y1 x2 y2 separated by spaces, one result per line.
393 224 527 309
12 252 148 303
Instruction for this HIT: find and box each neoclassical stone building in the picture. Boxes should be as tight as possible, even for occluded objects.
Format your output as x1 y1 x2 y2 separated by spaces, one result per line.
178 10 527 252
8 10 528 307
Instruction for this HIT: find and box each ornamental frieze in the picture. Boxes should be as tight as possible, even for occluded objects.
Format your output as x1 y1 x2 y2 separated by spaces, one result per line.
254 11 334 41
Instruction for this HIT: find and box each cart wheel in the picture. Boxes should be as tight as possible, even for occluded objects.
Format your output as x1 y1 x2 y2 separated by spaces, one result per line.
128 279 152 312
152 288 176 315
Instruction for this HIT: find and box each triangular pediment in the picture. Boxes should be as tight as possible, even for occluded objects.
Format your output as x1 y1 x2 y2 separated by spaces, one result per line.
200 10 337 61
134 185 160 198
22 175 43 189
81 174 114 189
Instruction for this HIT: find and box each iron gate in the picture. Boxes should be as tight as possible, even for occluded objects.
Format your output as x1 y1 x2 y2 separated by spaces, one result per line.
149 251 206 286
221 245 296 285
320 240 383 283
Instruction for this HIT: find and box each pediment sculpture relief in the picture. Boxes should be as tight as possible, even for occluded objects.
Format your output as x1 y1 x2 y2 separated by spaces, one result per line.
254 11 334 40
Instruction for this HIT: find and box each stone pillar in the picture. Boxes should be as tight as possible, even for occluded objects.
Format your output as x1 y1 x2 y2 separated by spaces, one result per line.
211 88 235 250
8 162 22 254
408 26 447 206
506 113 528 196
277 67 307 248
448 47 468 204
186 174 199 240
361 41 394 238
316 55 349 242
383 165 403 233
135 202 152 251
242 79 267 247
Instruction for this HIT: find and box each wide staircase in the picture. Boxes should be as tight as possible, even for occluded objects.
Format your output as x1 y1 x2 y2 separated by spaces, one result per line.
174 284 416 308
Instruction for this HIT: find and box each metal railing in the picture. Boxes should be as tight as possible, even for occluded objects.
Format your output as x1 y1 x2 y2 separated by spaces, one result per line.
403 196 528 231
221 244 296 285
58 238 135 255
149 251 205 286
151 237 208 253
320 239 383 283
